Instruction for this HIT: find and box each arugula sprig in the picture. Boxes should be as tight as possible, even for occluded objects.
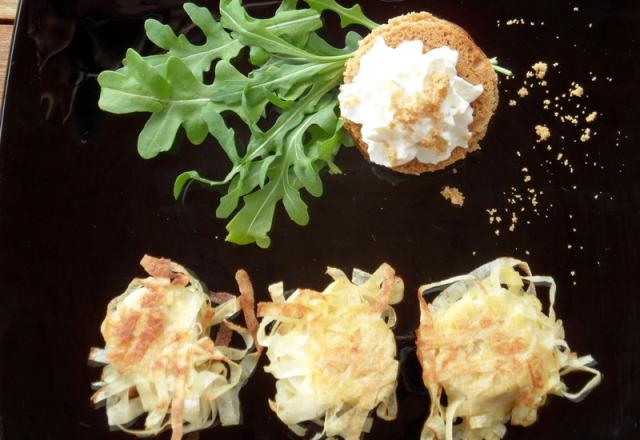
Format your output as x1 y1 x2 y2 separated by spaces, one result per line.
304 0 378 30
98 0 510 248
98 0 369 248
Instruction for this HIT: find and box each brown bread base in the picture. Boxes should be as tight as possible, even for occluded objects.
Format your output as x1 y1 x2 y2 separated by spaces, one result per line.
342 12 499 174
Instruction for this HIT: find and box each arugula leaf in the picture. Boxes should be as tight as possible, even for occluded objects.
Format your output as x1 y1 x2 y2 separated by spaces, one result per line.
304 30 362 56
220 0 350 63
256 4 323 45
142 3 243 78
100 50 218 158
225 82 342 247
304 0 378 30
98 1 377 247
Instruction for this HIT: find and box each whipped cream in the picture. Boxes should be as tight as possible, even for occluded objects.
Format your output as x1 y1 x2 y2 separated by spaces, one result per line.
339 37 484 168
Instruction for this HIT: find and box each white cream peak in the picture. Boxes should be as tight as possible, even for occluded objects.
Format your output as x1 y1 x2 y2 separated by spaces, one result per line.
339 37 484 168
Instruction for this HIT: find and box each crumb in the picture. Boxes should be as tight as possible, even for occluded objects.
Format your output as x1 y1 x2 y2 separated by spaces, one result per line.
524 175 532 183
506 18 526 26
487 208 498 225
580 128 592 142
509 99 517 106
441 186 465 207
562 114 579 125
517 87 529 97
585 111 597 122
570 83 584 97
532 62 548 79
494 229 501 236
535 124 551 142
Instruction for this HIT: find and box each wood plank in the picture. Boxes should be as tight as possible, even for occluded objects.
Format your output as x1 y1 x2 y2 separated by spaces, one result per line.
0 0 18 21
0 24 14 104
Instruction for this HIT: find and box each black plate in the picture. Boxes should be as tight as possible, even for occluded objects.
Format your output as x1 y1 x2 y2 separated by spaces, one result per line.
1 0 639 439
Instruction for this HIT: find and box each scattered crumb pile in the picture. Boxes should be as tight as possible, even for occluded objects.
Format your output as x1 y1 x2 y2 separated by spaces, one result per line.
477 6 627 287
509 61 600 145
483 46 615 242
496 18 546 27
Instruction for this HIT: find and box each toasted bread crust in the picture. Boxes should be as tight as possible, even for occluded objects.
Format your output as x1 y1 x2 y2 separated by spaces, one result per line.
342 12 499 174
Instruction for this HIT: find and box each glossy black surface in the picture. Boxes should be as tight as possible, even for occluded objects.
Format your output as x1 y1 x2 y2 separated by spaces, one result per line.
1 0 639 439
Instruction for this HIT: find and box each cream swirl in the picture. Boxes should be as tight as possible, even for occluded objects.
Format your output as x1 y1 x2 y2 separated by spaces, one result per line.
339 37 484 168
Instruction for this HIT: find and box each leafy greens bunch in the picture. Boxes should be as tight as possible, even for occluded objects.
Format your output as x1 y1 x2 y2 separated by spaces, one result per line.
98 0 377 248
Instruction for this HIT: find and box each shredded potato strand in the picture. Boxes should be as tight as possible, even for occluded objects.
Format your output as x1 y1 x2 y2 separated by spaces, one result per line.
89 256 259 439
257 264 404 440
416 258 602 440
